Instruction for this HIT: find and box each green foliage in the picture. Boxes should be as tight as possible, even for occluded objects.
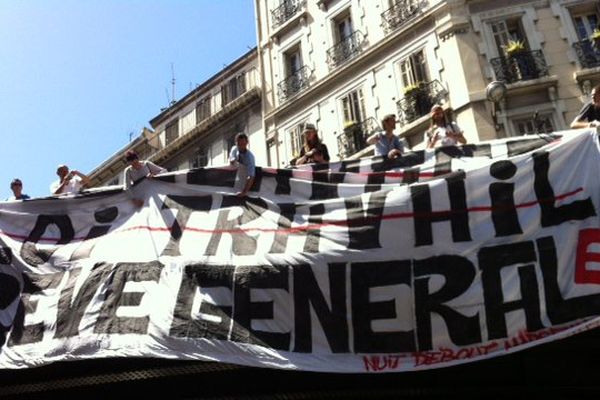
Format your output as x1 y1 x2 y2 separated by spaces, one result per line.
504 39 525 56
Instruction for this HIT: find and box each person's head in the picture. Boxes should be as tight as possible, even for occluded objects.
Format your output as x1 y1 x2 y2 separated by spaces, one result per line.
430 105 445 125
125 151 141 168
381 114 397 132
56 164 69 179
303 123 319 147
592 84 600 107
235 133 249 152
10 179 23 195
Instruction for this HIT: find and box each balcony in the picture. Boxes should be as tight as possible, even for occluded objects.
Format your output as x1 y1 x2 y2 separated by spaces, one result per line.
337 117 381 159
326 30 365 70
490 50 549 84
271 0 306 30
381 0 424 34
573 39 600 69
277 65 311 103
396 80 448 126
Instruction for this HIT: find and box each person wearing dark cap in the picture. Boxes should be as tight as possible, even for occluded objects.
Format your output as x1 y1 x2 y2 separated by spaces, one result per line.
7 179 30 201
295 123 330 165
366 114 404 159
51 165 90 195
123 151 166 207
229 133 256 197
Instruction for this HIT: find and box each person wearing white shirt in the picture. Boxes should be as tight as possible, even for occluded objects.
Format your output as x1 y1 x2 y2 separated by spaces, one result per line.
50 165 90 195
427 105 466 149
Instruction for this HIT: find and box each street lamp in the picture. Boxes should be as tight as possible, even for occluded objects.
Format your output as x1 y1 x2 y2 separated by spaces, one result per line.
485 81 507 130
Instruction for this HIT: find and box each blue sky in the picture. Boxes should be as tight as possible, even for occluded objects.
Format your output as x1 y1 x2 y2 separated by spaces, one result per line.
0 0 256 199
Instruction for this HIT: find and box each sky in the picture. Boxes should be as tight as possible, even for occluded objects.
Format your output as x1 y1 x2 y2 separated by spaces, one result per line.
0 0 257 199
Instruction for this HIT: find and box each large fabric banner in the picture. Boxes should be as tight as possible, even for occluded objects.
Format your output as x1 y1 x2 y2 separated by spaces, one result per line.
0 130 600 372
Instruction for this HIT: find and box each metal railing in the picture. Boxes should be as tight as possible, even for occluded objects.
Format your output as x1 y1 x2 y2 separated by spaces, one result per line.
573 39 600 69
381 0 424 34
326 30 365 70
337 117 381 159
490 49 549 84
277 65 311 103
396 80 448 126
271 0 306 29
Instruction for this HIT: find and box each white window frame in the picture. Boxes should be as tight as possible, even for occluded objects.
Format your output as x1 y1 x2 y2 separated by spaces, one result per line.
399 48 430 90
471 5 544 78
340 87 366 126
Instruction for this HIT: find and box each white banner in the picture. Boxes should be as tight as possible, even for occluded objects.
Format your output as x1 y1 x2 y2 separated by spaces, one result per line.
0 130 599 372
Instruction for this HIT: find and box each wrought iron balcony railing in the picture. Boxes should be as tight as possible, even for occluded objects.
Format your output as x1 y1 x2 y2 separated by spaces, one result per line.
337 117 381 159
271 0 306 30
396 80 448 126
326 30 364 70
381 0 424 34
490 49 549 84
277 65 311 103
573 39 600 69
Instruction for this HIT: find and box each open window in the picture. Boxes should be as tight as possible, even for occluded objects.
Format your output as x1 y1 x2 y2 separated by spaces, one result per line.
400 49 429 90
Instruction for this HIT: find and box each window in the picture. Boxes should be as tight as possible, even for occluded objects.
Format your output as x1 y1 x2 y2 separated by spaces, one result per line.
573 12 599 41
221 73 247 106
165 119 179 146
108 176 120 186
285 46 303 77
341 88 366 124
400 49 429 89
335 13 353 43
490 18 528 56
288 122 305 160
196 97 211 123
226 123 245 155
513 114 555 136
190 148 209 169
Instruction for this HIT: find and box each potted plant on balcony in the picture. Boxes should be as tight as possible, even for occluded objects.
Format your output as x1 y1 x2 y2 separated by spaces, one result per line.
343 120 364 153
403 81 431 120
504 39 535 81
590 28 600 50
504 39 526 57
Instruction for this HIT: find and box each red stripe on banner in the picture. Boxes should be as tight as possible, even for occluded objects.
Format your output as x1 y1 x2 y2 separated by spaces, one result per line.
0 187 587 241
355 171 436 178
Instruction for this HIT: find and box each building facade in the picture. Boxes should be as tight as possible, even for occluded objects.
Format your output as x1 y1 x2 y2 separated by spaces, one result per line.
88 48 264 187
254 0 600 166
90 0 600 187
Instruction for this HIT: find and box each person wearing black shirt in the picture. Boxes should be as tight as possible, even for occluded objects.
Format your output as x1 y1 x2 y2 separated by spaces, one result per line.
571 84 600 129
295 123 330 165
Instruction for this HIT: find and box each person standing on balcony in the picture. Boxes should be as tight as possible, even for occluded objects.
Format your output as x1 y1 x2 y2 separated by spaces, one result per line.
229 133 256 197
367 114 404 159
426 105 466 149
7 178 30 201
295 123 330 165
51 165 90 195
570 84 600 129
123 151 166 207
